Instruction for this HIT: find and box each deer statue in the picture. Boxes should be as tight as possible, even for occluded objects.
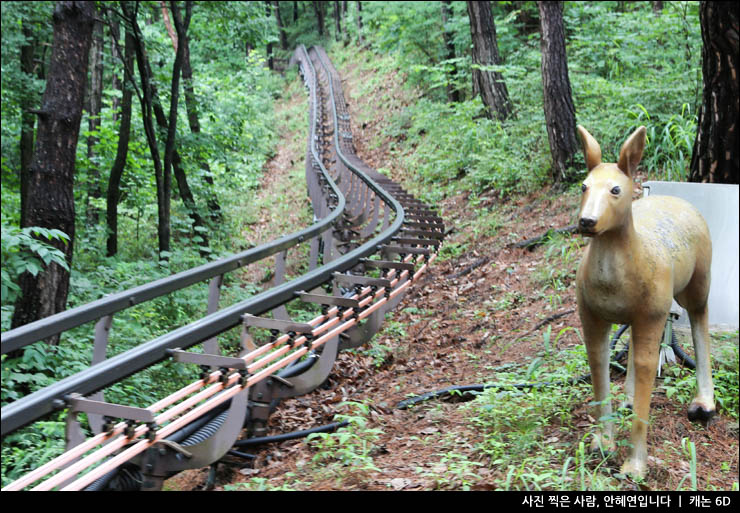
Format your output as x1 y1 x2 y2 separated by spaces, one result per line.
575 125 715 478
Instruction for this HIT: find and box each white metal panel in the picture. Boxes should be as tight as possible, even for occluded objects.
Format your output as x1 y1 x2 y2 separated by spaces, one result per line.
642 181 739 330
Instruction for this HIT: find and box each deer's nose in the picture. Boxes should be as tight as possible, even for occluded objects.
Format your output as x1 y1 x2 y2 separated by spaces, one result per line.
579 217 597 230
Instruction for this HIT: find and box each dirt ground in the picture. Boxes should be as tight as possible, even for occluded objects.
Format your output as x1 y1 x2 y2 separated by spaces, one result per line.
165 50 739 492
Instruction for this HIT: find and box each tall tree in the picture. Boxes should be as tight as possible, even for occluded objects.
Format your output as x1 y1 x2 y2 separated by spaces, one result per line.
106 15 135 257
161 2 222 222
466 1 512 120
334 1 341 42
274 1 287 50
689 2 739 184
11 1 95 336
19 24 38 228
265 1 274 70
123 1 171 255
441 1 461 103
538 1 578 184
313 1 326 37
147 2 211 255
86 17 104 224
110 17 123 122
356 1 364 46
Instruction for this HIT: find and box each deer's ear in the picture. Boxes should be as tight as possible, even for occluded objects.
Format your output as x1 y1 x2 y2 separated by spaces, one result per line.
577 125 602 172
617 126 646 177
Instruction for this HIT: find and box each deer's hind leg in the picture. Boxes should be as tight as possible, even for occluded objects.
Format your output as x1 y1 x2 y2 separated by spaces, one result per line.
675 264 715 424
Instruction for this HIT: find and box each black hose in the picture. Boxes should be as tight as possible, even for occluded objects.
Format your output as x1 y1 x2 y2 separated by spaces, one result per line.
232 421 349 448
227 450 257 460
397 322 698 410
670 330 696 369
396 373 595 410
611 323 696 369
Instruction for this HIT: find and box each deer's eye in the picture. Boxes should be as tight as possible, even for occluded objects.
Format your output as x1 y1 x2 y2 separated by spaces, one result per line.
581 184 587 193
610 186 621 195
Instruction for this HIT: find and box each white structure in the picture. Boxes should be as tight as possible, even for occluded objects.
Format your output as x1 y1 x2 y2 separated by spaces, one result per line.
642 181 739 330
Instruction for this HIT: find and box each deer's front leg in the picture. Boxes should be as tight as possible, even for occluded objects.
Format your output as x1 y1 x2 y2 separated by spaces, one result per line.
580 309 615 454
620 315 666 478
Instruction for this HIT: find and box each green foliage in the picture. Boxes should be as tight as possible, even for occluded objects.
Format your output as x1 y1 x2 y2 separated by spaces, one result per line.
306 401 383 479
1 225 70 305
352 1 703 199
1 1 286 486
532 232 583 293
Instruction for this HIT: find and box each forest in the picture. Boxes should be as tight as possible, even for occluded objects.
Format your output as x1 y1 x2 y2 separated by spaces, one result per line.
1 1 738 492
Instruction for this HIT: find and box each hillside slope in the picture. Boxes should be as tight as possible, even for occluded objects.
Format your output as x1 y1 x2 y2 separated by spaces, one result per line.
168 47 739 493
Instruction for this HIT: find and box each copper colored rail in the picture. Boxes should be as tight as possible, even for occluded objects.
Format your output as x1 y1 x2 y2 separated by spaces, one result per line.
3 44 444 491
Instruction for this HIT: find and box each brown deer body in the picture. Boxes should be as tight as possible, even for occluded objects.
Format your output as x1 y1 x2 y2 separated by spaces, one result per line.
575 125 715 478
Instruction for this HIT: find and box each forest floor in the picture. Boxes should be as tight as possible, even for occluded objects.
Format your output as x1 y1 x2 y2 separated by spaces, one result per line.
166 50 739 492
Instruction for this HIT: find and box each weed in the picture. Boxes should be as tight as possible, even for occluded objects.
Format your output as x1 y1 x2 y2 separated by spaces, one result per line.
305 401 384 483
417 451 484 490
224 476 302 491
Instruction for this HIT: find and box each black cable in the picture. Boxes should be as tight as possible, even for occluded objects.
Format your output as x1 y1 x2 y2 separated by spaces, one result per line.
396 322 699 410
396 372 597 410
227 450 257 460
232 421 349 448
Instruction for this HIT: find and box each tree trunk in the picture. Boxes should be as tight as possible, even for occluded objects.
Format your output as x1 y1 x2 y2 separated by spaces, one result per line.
171 5 222 222
106 21 134 257
466 1 512 120
313 1 325 36
160 1 178 50
274 1 288 50
139 2 208 256
334 1 341 42
441 1 461 103
266 2 274 70
538 1 578 184
124 1 170 256
162 1 188 238
110 17 122 122
86 17 104 224
689 2 739 184
19 24 36 228
356 1 364 46
11 1 95 338
652 1 663 16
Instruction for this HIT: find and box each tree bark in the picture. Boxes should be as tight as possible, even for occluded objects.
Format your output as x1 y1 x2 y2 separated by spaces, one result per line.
19 24 37 228
160 1 178 50
162 1 188 234
274 1 288 50
689 2 739 184
441 1 461 103
124 1 170 256
266 1 274 70
538 1 578 184
169 4 222 222
334 1 341 42
106 21 134 257
313 1 325 37
356 1 364 46
86 17 104 224
466 1 512 120
11 1 95 337
110 17 122 122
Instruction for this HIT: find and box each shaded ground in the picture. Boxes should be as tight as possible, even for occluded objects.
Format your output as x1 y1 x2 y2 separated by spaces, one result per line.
165 50 739 492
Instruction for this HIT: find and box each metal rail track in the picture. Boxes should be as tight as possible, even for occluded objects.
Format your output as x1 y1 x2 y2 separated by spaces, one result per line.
1 45 444 491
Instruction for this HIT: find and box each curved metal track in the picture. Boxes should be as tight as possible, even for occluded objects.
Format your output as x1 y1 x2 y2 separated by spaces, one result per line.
1 45 445 491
